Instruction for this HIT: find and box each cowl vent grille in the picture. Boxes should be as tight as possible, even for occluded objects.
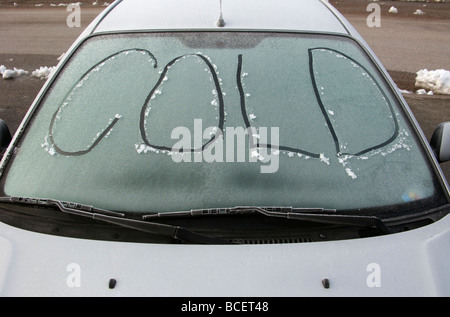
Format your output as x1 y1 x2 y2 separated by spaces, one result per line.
232 237 313 244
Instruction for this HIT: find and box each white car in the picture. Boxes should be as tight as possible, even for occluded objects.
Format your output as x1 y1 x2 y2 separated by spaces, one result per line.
0 0 449 298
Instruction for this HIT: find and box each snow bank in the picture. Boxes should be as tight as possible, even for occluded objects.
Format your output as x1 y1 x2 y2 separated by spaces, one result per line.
0 65 29 79
415 69 450 95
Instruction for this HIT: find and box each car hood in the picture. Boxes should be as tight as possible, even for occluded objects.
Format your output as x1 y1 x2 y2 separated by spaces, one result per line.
1 215 450 297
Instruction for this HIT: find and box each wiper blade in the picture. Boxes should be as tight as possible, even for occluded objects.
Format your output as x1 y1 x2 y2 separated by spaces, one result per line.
144 206 336 219
144 206 392 234
0 196 232 244
0 196 125 217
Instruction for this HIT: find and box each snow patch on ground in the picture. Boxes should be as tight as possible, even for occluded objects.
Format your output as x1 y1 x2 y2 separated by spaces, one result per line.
415 69 450 95
0 65 29 79
32 66 56 80
389 6 398 14
0 65 56 80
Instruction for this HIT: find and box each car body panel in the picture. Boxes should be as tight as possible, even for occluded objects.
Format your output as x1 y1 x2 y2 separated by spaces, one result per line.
92 0 348 34
0 214 450 297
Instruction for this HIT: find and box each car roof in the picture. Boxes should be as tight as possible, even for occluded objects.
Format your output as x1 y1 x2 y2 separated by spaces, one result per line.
87 0 357 36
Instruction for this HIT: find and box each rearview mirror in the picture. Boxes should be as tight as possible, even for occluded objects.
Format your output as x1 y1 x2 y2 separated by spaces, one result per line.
430 121 450 163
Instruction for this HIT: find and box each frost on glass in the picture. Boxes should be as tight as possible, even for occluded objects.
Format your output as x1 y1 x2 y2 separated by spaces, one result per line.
139 53 223 154
234 49 334 160
309 48 398 156
2 33 440 214
45 49 157 156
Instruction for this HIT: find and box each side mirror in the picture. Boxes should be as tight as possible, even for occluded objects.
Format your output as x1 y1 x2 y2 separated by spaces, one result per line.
0 119 11 156
430 122 450 163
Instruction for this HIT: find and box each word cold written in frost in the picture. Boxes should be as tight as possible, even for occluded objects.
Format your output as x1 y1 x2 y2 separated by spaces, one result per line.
170 119 280 174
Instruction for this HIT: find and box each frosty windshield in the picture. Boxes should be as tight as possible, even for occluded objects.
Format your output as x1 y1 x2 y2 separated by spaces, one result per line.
1 32 444 215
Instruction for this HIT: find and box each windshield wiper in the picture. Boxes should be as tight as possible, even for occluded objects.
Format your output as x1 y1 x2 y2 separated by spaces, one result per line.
0 196 126 217
144 206 337 218
0 196 232 244
144 206 393 234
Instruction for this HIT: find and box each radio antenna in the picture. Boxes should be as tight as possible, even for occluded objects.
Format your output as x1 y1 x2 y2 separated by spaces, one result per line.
216 0 225 27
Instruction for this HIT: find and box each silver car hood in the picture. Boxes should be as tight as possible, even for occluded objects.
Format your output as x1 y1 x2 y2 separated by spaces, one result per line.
1 214 450 296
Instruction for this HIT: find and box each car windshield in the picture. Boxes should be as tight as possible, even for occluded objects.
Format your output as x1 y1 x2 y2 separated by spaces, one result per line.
1 32 446 215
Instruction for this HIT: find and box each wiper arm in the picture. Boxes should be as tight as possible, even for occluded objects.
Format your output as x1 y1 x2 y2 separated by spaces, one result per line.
144 206 392 234
0 196 232 244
